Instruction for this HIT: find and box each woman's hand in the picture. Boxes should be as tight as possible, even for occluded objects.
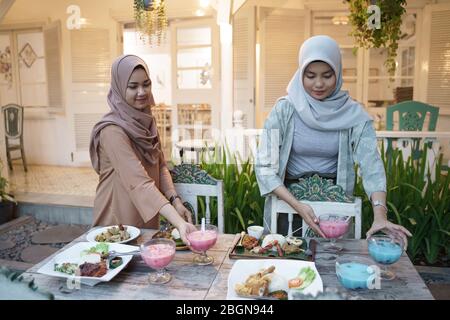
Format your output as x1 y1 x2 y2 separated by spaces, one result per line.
366 216 412 250
173 198 193 224
177 221 197 246
296 203 327 238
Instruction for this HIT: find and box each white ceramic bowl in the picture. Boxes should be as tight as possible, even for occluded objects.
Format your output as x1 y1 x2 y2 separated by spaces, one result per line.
247 225 264 240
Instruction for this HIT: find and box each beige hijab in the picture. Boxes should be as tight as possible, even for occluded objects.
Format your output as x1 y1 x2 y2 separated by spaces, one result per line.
90 55 160 174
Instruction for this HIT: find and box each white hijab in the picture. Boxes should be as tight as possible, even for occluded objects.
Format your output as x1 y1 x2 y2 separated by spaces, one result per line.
287 35 372 131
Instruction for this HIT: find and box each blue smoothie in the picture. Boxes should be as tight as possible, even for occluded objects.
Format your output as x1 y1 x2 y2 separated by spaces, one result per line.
336 262 372 289
368 240 402 265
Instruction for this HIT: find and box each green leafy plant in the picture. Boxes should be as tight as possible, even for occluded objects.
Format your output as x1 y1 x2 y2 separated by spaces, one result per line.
354 143 450 265
134 0 168 46
347 0 407 76
198 145 265 234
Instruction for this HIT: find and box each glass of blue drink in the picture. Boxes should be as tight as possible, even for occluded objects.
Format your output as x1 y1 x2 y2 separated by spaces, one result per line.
367 235 404 281
336 256 377 290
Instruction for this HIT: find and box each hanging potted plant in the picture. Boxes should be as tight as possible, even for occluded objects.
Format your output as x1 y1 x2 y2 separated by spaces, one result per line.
134 0 168 47
347 0 407 77
0 161 16 224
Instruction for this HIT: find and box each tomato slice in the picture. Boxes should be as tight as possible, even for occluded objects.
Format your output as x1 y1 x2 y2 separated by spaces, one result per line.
288 278 304 288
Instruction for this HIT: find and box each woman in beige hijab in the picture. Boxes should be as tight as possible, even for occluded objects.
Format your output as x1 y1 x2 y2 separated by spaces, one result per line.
90 55 196 245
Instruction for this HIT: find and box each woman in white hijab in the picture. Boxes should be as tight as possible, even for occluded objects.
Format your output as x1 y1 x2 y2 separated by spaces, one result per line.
256 35 411 247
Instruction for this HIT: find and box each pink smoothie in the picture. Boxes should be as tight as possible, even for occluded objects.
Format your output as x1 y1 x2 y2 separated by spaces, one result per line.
319 220 349 238
187 230 218 251
141 244 175 269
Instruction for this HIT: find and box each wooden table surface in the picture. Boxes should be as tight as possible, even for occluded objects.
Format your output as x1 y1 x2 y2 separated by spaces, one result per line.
22 229 434 300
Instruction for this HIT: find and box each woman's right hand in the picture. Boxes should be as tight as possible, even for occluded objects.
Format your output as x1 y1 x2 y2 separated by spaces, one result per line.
296 203 327 238
177 221 197 246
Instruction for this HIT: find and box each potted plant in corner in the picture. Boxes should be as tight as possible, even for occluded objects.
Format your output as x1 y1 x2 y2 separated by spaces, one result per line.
0 161 16 224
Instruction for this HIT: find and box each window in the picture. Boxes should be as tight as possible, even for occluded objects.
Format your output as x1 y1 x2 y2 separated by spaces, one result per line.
0 29 48 107
0 23 63 112
176 27 213 89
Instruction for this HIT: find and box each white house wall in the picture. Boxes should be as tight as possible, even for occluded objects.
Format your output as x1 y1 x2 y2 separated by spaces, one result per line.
2 0 124 166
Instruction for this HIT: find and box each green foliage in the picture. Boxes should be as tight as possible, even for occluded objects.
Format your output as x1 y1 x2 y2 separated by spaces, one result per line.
354 143 450 264
198 146 265 234
347 0 407 76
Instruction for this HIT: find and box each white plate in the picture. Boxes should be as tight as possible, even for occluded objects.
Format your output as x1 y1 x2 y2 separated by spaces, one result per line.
85 225 140 244
37 242 137 286
227 259 323 300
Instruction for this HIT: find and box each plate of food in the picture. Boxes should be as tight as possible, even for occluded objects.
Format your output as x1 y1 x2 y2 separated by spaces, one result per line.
85 225 140 244
151 227 189 250
229 233 316 261
227 259 323 300
37 242 137 286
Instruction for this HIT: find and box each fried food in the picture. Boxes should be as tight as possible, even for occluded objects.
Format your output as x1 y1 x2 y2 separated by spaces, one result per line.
234 265 275 297
152 228 186 248
242 234 259 250
282 243 302 255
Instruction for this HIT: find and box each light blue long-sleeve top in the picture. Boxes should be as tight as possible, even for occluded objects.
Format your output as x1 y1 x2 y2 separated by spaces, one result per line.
255 97 387 229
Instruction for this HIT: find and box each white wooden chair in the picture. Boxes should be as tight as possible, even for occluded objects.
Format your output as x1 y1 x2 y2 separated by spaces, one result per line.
270 175 362 239
171 164 224 233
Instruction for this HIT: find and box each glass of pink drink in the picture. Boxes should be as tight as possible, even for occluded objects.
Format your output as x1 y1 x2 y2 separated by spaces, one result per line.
187 224 218 266
319 214 350 252
140 238 176 284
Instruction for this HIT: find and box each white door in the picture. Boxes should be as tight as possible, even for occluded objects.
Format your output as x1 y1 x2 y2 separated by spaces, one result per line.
170 19 220 158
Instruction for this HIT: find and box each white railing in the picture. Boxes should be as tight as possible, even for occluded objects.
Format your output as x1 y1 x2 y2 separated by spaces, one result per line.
227 110 262 160
172 110 450 173
376 131 450 181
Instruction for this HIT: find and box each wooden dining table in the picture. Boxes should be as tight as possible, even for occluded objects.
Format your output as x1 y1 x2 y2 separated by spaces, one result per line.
21 229 434 300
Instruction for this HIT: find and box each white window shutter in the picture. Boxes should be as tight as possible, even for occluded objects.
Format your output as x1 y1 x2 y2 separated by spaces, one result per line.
233 7 255 128
260 8 305 111
70 28 111 152
427 10 450 111
74 113 104 151
71 28 110 83
44 20 64 113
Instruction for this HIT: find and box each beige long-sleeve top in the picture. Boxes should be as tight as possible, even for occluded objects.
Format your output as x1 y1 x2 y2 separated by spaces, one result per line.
92 125 177 228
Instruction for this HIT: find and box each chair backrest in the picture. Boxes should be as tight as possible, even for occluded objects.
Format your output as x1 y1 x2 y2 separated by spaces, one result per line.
386 101 439 131
270 175 362 239
170 164 224 233
2 104 24 139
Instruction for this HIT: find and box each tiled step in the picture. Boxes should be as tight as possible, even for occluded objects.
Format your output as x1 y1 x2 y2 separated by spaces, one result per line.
0 258 33 273
15 192 93 226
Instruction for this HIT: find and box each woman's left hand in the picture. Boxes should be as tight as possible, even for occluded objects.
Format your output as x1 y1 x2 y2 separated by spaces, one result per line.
366 218 412 250
173 199 193 224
